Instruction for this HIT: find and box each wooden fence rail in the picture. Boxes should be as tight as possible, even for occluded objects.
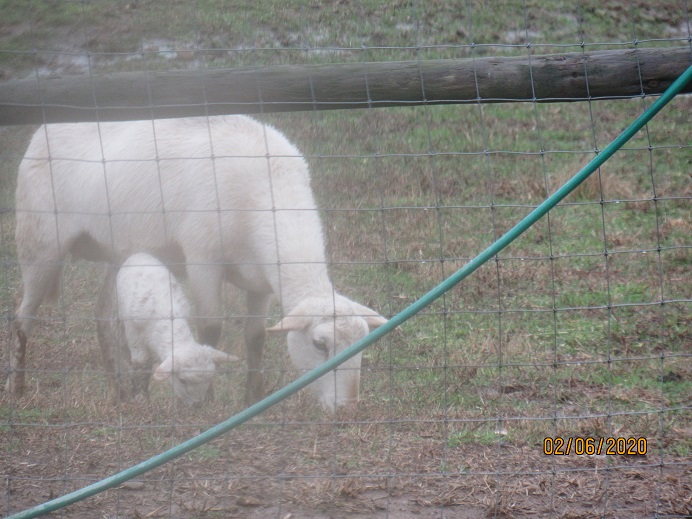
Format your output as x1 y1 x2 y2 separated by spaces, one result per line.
1 47 690 125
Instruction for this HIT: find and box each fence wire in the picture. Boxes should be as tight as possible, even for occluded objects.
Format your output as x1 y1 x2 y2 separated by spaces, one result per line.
1 2 691 519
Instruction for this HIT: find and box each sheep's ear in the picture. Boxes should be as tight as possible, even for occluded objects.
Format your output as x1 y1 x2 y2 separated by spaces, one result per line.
153 357 175 381
364 314 388 329
267 313 312 334
206 346 240 364
350 301 388 330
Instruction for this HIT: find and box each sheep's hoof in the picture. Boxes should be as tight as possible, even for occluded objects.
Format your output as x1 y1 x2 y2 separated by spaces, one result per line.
133 393 148 404
205 383 215 402
7 328 27 395
5 373 25 395
245 388 264 407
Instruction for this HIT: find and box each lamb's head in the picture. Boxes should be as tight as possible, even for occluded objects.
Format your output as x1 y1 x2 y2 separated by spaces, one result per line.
268 294 387 412
152 344 239 405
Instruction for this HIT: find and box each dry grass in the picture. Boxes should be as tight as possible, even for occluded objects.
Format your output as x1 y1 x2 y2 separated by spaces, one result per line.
3 256 690 517
2 113 690 515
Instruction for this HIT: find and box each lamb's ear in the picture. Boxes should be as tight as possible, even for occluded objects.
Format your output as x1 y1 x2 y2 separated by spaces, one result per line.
205 346 240 364
153 357 175 381
350 301 388 330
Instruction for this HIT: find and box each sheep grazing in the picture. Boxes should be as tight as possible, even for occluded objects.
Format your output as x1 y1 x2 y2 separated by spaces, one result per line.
10 115 387 411
95 253 238 405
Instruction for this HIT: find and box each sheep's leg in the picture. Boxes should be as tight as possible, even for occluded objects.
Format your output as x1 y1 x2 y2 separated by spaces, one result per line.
245 291 271 406
8 262 63 395
95 267 116 391
186 261 224 346
95 265 133 402
186 259 224 401
8 318 27 395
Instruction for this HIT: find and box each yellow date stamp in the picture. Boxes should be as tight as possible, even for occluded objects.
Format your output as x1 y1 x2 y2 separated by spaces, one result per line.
543 437 647 456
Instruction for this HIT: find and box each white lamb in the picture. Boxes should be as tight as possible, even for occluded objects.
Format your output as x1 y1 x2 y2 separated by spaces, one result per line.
10 115 387 411
98 252 238 405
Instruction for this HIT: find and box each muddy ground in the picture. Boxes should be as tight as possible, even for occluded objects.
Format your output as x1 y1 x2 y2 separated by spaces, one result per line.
3 422 691 518
2 364 690 518
4 425 691 518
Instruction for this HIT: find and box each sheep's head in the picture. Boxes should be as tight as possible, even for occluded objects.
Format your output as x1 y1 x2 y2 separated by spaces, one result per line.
153 344 239 405
267 294 387 412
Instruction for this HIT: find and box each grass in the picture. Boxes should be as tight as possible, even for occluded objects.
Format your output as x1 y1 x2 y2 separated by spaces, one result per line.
0 1 690 517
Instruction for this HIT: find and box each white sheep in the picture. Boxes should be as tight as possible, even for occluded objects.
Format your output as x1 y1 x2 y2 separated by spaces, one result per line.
96 253 238 405
10 115 387 411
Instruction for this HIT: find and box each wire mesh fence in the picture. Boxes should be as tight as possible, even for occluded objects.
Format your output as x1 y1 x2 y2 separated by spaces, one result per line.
1 2 690 518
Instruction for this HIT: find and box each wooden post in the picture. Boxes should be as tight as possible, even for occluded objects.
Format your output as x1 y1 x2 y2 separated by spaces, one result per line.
1 47 690 125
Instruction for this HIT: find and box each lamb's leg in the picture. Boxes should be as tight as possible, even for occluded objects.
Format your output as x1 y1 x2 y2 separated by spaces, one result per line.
8 262 63 395
131 365 151 400
245 291 271 406
128 341 152 400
